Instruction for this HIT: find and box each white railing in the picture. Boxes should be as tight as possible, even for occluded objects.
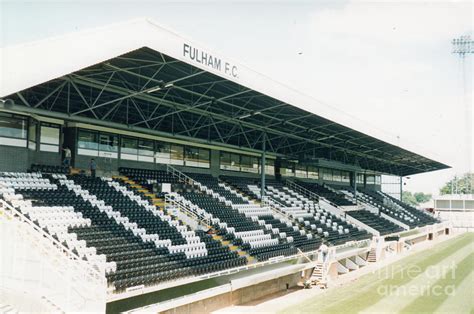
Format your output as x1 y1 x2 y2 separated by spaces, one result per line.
165 194 211 228
261 196 294 223
285 179 320 202
166 164 196 186
0 199 105 283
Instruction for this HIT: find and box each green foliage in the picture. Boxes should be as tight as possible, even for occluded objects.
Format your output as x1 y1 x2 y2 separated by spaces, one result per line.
402 191 431 206
440 173 474 195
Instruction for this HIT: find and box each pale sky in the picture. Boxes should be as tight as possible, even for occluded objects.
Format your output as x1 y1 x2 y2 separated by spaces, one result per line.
1 0 473 196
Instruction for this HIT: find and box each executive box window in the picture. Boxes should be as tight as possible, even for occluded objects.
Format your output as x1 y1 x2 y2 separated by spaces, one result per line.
333 170 342 182
185 147 209 168
170 144 184 166
77 129 118 158
78 130 98 150
120 137 138 160
356 173 364 184
375 175 381 185
155 142 184 165
341 171 350 183
138 139 154 162
281 161 295 177
366 175 375 184
40 122 60 152
155 142 171 164
28 119 37 150
240 155 259 173
220 152 240 171
0 113 28 147
295 164 308 178
265 159 275 176
308 166 319 179
322 168 333 181
0 113 27 139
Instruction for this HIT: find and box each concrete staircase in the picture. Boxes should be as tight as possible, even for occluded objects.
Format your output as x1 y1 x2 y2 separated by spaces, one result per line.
211 234 255 264
367 248 377 262
310 262 328 287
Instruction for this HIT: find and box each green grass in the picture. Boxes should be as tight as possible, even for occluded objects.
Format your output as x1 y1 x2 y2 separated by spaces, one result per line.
280 233 474 314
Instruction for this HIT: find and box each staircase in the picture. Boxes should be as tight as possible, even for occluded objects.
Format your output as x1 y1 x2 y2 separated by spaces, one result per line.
113 176 165 208
212 234 255 264
310 262 328 287
367 248 377 262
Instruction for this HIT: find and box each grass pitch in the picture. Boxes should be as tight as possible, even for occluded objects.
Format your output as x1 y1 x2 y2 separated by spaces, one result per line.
280 233 474 314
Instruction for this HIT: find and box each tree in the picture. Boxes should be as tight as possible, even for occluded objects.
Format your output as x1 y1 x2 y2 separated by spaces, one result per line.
414 192 432 204
402 191 432 207
440 173 474 195
402 191 418 206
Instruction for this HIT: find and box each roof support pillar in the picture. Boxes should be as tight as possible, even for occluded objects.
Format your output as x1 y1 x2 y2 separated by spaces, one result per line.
400 176 403 202
261 132 266 200
354 171 357 204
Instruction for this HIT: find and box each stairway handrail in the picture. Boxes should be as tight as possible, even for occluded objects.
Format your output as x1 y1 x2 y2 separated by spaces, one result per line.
166 165 196 186
285 179 321 202
165 194 211 228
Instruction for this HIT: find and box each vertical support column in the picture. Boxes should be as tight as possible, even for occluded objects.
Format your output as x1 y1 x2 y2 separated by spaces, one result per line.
261 133 266 199
354 171 357 204
399 176 403 202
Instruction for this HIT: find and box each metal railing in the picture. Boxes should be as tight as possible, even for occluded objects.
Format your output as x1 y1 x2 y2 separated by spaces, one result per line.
261 196 294 222
285 179 321 202
165 194 211 228
166 164 196 186
0 199 106 287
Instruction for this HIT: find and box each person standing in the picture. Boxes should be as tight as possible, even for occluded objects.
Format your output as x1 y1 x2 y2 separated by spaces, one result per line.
62 147 71 167
320 243 329 263
89 158 97 178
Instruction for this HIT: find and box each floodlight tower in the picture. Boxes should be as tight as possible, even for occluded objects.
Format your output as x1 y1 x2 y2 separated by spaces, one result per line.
451 35 473 193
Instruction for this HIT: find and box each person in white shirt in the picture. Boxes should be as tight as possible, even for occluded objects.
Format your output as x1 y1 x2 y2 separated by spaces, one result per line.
320 243 329 263
62 147 71 168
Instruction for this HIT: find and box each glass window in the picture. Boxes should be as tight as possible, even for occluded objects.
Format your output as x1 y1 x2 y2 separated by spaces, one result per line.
375 175 381 185
281 161 295 177
170 144 184 165
121 137 138 155
366 175 375 184
40 123 60 145
138 139 154 156
265 159 275 176
78 130 98 150
341 171 350 183
308 166 318 179
333 170 342 182
28 119 37 150
322 168 333 181
155 142 171 164
356 173 364 184
99 133 118 152
241 155 258 173
185 146 199 167
295 164 307 178
0 113 27 139
220 152 232 170
198 148 210 168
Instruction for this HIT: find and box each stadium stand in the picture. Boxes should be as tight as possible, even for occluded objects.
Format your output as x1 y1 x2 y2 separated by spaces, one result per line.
296 181 355 206
345 188 439 228
0 170 246 292
346 210 404 235
220 175 372 246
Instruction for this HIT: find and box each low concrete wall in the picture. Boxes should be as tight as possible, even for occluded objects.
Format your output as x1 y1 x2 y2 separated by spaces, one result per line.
161 273 301 314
